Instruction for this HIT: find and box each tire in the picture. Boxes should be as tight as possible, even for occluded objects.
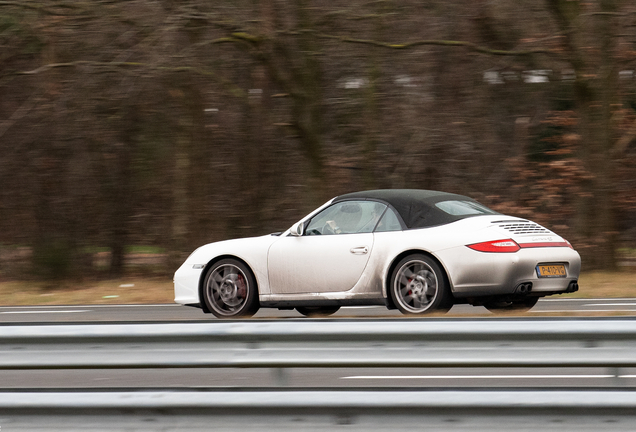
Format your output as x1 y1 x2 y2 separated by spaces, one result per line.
202 259 259 318
296 306 340 317
483 297 539 313
390 254 452 315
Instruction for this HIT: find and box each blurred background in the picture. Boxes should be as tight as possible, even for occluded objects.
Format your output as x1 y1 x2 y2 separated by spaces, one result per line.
0 0 635 281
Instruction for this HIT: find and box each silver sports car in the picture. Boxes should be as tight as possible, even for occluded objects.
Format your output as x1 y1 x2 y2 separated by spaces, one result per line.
174 189 581 318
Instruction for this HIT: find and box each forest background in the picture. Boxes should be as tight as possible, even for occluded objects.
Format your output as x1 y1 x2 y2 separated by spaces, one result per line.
1 0 636 281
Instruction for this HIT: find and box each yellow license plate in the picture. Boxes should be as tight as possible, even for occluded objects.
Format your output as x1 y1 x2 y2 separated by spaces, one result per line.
536 264 566 278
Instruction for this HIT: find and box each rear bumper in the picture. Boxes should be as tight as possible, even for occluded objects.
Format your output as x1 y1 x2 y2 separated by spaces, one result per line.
436 246 581 298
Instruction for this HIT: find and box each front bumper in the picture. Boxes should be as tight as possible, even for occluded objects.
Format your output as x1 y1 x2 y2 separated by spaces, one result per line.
174 262 204 305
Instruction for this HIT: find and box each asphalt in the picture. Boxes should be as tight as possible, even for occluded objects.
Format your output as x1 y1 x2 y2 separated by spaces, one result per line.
1 297 636 323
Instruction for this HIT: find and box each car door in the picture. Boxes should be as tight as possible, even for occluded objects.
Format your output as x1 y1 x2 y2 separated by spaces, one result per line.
267 201 386 294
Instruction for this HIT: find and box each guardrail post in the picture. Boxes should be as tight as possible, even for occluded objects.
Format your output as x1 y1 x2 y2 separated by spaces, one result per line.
609 367 624 387
272 367 288 386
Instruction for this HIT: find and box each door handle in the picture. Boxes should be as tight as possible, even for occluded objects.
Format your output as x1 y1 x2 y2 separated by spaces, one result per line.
350 246 369 255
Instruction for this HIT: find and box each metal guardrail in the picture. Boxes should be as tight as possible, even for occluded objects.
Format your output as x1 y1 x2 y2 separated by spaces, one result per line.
5 389 636 409
2 319 636 370
2 390 636 431
3 319 636 430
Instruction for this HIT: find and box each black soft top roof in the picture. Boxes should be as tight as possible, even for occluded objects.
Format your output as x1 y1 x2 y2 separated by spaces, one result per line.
333 189 492 229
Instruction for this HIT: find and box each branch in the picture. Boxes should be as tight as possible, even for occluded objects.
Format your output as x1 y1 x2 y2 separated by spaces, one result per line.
0 1 59 14
171 7 245 32
12 61 246 98
280 31 557 56
190 34 260 51
0 0 87 15
0 94 37 139
324 34 555 55
220 28 557 57
613 117 636 156
580 12 630 17
17 61 144 75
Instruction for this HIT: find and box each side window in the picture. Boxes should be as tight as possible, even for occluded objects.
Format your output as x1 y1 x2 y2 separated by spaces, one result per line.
374 207 402 232
305 201 387 235
435 200 497 216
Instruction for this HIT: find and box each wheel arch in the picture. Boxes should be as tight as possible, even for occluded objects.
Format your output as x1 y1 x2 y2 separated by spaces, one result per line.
383 249 454 308
198 254 259 314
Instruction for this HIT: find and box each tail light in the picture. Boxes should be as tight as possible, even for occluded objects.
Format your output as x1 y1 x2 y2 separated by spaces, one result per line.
467 239 520 253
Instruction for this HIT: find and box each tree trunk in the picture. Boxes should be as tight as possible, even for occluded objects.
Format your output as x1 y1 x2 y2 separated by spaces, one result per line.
547 0 619 269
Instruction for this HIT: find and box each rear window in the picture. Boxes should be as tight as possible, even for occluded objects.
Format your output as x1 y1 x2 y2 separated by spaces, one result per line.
435 200 497 216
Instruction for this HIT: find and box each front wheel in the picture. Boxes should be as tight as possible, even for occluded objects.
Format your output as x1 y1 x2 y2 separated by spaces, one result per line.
390 254 452 315
202 259 259 318
483 297 539 313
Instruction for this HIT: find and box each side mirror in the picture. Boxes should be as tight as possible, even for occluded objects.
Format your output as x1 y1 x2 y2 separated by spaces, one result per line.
290 221 304 237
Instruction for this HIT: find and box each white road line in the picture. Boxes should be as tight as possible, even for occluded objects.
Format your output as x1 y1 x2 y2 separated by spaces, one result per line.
0 310 91 314
531 310 636 313
82 304 178 308
341 375 615 380
0 304 175 310
584 303 636 307
542 298 636 302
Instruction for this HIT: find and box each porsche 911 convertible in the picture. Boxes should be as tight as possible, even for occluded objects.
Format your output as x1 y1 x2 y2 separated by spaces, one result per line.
174 189 581 318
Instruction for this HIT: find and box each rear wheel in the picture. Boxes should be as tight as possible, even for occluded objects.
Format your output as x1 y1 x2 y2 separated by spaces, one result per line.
483 297 539 313
296 306 340 317
202 259 259 318
390 254 452 315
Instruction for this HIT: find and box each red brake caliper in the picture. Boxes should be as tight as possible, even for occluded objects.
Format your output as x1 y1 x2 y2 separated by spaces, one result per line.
236 275 247 299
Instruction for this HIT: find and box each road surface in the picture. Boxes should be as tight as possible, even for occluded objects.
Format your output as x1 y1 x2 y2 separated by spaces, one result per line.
1 297 636 323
